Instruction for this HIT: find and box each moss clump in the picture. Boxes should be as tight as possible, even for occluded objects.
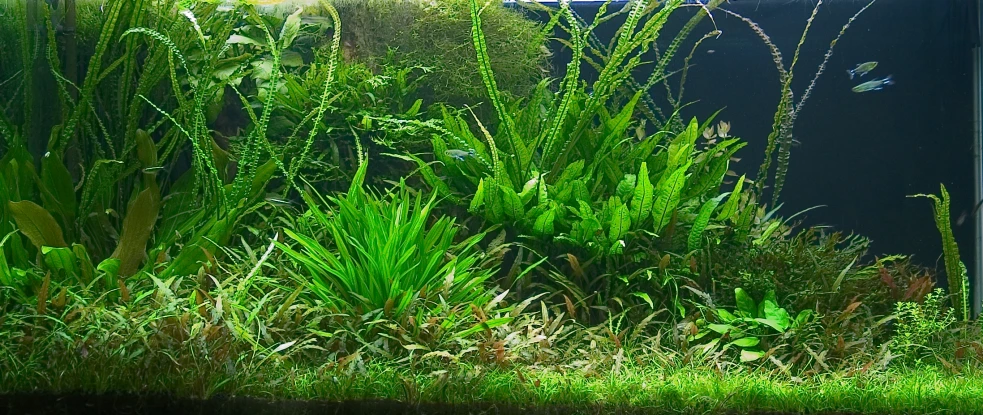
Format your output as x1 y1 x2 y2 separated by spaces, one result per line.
331 0 550 107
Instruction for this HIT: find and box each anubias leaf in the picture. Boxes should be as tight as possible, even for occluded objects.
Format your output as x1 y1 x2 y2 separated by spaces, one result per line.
111 186 161 277
734 288 756 317
629 162 654 226
608 203 631 241
687 196 722 252
651 162 690 234
8 200 67 249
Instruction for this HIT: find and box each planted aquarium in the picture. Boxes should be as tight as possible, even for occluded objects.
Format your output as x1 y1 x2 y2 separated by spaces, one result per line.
2 0 983 414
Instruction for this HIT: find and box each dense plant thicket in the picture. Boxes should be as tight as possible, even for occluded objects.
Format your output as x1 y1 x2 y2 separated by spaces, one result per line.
1 0 980 398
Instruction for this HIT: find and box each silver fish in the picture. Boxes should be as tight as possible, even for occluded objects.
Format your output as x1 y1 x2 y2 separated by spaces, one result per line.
852 75 894 93
847 61 878 80
445 149 476 161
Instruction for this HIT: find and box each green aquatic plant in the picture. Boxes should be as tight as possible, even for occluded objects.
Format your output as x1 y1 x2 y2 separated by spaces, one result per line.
0 0 343 296
720 0 877 206
331 0 550 109
279 156 504 339
891 288 956 363
688 287 814 363
397 0 742 255
909 184 969 322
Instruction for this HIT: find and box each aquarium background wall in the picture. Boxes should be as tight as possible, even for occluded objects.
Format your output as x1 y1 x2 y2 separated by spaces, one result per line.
516 0 980 283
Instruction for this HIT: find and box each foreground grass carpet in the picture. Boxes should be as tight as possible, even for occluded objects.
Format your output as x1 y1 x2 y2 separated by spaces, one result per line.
4 362 983 414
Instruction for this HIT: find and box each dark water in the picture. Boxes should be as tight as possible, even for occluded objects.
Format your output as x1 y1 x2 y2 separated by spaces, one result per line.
525 0 979 280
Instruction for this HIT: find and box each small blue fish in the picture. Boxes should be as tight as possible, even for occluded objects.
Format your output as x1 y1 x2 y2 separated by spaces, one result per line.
852 75 894 93
847 61 878 80
445 149 477 161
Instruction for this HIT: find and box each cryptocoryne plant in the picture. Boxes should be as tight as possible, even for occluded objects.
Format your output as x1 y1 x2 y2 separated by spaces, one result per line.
279 154 507 340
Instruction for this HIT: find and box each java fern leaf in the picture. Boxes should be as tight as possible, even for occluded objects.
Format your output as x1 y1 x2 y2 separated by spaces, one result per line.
652 161 690 234
687 195 724 252
909 184 968 321
533 206 557 236
716 174 746 222
629 162 656 227
608 203 632 241
468 0 526 172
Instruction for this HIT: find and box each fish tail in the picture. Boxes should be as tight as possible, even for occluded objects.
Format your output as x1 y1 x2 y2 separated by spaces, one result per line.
883 75 895 85
847 69 855 80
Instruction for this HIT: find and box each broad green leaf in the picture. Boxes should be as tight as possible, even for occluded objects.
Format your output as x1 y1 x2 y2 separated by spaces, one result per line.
73 244 94 284
42 246 78 277
281 50 304 67
39 152 77 227
716 175 745 221
632 292 654 309
687 196 723 252
227 34 264 46
518 175 539 205
651 162 690 234
716 308 737 323
8 200 67 248
499 184 524 219
533 207 556 236
666 118 699 172
616 174 637 200
278 7 304 50
111 186 161 277
469 178 486 213
571 179 590 203
794 309 814 327
537 174 549 206
686 139 746 198
730 336 760 348
754 317 788 333
752 221 782 246
135 129 158 167
629 162 654 225
97 258 121 280
486 184 504 222
707 323 734 334
734 288 756 316
740 349 764 362
608 203 631 241
555 160 585 186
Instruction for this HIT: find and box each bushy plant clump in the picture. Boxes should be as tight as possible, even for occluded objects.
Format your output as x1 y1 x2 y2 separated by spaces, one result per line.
331 0 550 107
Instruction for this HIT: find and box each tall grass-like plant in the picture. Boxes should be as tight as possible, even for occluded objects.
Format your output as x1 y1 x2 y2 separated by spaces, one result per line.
279 157 498 327
720 0 877 206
